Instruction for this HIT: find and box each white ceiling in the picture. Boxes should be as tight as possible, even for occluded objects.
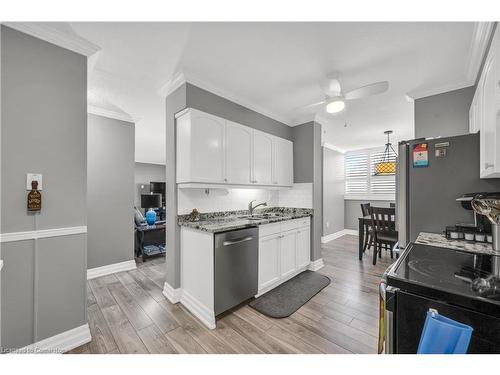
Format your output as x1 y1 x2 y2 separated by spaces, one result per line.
61 22 481 162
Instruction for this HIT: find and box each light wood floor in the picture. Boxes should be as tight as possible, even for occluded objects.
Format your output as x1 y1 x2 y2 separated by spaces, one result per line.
68 235 392 354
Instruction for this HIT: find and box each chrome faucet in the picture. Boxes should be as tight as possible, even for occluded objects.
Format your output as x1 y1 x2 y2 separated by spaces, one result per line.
248 200 267 216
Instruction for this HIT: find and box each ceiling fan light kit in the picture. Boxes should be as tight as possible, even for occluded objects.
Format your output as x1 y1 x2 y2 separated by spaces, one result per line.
326 99 345 114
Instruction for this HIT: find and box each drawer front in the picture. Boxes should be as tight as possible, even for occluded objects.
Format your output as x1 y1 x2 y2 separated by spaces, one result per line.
281 217 310 232
259 222 282 237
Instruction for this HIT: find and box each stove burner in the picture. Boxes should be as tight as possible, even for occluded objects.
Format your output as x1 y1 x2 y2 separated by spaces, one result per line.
407 259 449 279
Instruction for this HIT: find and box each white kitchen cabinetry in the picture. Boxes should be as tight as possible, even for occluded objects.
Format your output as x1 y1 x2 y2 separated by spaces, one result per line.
176 108 293 187
471 27 500 179
252 130 274 185
177 109 226 183
257 217 311 296
296 227 311 269
257 234 281 291
226 121 253 184
273 138 294 186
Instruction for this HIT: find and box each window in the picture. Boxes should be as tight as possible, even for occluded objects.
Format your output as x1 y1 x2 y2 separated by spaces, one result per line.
344 147 396 200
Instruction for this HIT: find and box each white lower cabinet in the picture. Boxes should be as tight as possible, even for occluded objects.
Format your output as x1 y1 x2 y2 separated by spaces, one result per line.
296 227 311 269
257 218 311 295
258 234 281 291
280 231 297 279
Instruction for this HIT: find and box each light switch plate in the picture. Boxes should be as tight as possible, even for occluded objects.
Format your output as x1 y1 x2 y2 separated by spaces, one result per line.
26 173 43 190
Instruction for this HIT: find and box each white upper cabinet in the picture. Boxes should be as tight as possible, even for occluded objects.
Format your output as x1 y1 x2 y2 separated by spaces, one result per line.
176 108 293 186
473 27 500 179
274 138 294 186
226 121 253 184
252 130 274 185
177 109 226 183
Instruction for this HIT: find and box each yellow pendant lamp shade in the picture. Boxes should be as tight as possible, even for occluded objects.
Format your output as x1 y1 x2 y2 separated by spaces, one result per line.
374 130 397 176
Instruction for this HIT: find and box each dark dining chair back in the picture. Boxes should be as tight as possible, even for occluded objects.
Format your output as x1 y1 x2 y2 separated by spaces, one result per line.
390 202 396 208
369 206 397 265
360 203 371 217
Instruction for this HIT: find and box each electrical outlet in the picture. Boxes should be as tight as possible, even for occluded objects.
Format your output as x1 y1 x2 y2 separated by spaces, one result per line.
26 173 43 190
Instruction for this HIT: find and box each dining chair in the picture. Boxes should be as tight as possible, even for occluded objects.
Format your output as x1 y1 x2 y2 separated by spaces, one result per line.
369 206 398 265
360 203 373 252
390 203 396 208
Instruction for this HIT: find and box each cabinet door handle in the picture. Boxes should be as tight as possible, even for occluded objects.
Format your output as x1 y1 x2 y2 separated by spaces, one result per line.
485 163 494 169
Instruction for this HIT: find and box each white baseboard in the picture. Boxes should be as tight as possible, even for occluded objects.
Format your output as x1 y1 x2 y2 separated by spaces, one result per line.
162 282 182 304
308 258 325 271
180 290 216 330
321 229 359 243
87 259 136 280
13 324 91 354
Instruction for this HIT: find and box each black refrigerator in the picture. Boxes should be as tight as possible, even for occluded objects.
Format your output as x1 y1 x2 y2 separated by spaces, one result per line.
396 133 500 247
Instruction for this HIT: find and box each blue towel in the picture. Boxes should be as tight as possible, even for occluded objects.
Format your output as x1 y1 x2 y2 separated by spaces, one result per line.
417 309 473 354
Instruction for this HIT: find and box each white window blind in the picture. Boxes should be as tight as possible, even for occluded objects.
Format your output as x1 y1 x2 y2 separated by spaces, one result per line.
345 147 396 199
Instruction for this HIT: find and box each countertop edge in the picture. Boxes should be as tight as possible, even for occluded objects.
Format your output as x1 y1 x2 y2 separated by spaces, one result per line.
178 213 312 233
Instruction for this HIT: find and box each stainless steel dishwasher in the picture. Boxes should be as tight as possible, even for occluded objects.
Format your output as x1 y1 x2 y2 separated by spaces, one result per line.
214 227 258 315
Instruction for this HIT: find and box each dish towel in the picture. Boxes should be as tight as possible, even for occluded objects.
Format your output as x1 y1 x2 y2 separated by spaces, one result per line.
417 309 473 354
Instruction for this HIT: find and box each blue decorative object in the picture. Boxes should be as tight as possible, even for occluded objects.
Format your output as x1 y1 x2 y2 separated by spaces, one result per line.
145 208 157 225
417 309 473 354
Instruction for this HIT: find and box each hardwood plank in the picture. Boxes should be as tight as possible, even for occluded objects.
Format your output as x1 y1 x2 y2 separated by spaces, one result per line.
266 325 322 354
128 269 166 303
166 327 207 354
222 313 294 354
212 320 264 354
233 305 274 331
121 279 179 333
108 283 153 331
87 284 97 307
137 324 178 354
89 283 117 310
271 316 351 354
100 304 149 354
86 302 118 354
291 312 376 354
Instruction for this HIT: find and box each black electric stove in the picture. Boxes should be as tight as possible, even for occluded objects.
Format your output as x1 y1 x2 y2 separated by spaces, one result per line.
385 243 500 353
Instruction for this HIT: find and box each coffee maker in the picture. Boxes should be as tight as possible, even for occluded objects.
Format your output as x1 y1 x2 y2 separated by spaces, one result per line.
445 192 500 241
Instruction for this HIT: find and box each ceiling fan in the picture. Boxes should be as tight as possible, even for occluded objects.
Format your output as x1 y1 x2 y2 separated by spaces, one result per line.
306 73 389 114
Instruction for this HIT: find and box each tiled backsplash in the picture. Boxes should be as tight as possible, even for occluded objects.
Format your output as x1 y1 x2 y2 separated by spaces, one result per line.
278 183 313 209
177 183 313 214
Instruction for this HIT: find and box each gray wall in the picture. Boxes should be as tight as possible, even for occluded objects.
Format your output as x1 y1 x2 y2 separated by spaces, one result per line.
134 162 166 208
292 122 314 183
87 114 135 269
1 26 87 348
414 86 475 139
323 148 345 236
344 199 395 231
186 83 293 141
290 121 323 261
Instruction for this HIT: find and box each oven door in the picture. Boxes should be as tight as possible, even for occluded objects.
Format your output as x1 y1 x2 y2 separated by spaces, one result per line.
394 290 500 353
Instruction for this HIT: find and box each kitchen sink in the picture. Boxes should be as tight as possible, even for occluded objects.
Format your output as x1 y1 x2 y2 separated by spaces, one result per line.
237 214 280 220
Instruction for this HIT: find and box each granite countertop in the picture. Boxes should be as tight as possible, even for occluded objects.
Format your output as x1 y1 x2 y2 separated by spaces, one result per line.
178 207 313 233
415 232 497 255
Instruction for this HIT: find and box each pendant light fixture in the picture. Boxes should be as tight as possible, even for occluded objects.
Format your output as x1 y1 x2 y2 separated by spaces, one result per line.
374 130 397 175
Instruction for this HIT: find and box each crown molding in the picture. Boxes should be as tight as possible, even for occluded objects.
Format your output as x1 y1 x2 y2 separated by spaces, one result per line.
88 105 135 123
322 142 346 154
2 22 100 57
406 80 474 100
466 22 495 84
158 70 292 126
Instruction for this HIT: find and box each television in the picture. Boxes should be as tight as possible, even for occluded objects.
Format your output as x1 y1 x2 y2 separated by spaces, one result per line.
150 182 165 207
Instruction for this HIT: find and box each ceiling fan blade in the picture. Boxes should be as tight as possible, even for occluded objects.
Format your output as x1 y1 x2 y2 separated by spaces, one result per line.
301 100 326 110
344 81 389 100
320 78 341 97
